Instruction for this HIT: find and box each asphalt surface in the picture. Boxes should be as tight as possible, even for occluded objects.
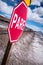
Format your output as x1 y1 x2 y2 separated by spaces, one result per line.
0 20 43 65
0 20 8 28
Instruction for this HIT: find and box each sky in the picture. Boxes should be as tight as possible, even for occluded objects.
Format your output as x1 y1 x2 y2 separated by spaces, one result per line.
0 0 43 33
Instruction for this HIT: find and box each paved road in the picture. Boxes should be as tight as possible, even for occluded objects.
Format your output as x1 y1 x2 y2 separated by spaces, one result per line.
0 20 8 28
0 29 43 65
0 20 43 65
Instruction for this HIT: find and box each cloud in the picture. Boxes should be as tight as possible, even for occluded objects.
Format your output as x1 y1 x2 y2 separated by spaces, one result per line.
31 1 40 6
26 23 43 33
27 7 43 24
33 7 43 16
12 0 14 2
31 0 40 6
0 0 13 16
31 0 43 6
0 13 11 19
27 0 43 33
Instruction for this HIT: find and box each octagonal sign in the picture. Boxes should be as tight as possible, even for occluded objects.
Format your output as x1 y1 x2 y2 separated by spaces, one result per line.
8 1 27 43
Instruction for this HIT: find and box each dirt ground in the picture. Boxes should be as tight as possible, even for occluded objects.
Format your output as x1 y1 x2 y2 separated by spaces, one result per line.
0 28 43 65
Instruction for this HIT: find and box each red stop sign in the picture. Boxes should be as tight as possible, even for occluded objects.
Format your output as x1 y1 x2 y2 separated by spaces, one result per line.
8 1 27 43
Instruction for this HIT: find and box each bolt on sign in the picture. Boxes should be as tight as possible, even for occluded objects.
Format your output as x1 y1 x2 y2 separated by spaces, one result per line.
8 1 27 43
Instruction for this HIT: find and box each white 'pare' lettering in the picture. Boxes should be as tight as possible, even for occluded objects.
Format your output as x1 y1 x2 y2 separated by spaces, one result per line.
11 13 26 30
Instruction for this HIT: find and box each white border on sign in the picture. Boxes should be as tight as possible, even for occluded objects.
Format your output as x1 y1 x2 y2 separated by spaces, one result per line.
8 1 27 43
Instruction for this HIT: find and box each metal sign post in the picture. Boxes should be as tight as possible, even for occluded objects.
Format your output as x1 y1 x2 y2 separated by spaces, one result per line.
1 40 12 65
